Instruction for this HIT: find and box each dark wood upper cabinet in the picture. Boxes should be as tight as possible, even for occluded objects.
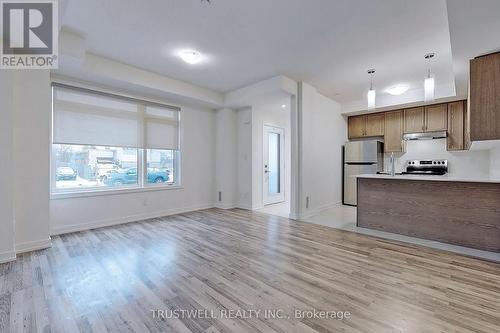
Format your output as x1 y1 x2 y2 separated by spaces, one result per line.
348 115 366 139
425 104 448 132
384 110 405 153
348 100 469 151
447 101 465 151
404 107 425 133
348 113 385 139
365 113 385 137
470 52 500 141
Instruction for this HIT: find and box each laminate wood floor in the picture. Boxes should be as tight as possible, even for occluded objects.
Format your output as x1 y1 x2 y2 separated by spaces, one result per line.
1 208 499 333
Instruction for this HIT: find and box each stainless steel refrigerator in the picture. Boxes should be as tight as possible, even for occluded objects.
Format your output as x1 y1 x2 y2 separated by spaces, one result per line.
343 140 384 206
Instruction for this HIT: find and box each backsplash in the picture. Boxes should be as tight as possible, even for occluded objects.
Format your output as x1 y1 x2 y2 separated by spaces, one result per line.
383 139 490 177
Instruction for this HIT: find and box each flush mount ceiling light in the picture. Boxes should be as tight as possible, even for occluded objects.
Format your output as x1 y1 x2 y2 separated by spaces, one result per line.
386 84 409 96
367 69 376 110
178 49 202 64
281 104 287 108
424 53 435 102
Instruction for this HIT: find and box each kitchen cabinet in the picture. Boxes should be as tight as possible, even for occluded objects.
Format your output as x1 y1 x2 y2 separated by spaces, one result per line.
348 100 467 152
404 107 425 133
348 115 365 138
404 105 447 133
384 110 405 153
365 113 385 136
425 104 448 132
470 52 500 141
447 101 464 151
464 99 471 150
348 113 385 138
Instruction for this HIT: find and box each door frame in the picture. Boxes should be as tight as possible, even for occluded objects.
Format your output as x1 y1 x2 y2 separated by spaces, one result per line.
262 124 285 206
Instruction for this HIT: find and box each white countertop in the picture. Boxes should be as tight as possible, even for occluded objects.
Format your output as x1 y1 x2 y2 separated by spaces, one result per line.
355 174 500 184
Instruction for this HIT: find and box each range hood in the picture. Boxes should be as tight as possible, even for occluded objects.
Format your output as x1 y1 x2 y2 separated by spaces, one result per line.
403 131 448 141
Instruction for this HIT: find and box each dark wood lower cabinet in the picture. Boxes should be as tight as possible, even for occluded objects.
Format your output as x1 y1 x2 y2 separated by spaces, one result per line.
357 177 500 252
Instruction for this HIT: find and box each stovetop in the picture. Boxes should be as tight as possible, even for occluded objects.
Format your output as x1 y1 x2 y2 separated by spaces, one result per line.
405 159 448 175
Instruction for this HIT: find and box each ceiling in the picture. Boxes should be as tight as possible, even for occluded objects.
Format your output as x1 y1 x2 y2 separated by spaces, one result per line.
59 0 500 109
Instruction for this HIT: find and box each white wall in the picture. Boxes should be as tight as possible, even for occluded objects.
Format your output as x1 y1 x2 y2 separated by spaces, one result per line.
490 146 500 179
50 105 216 234
251 104 291 210
385 139 490 177
236 108 253 209
12 71 52 253
299 82 346 218
0 71 15 263
214 108 238 208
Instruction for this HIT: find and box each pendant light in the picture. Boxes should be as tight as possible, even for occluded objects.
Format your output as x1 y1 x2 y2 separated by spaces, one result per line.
367 69 376 110
424 53 435 102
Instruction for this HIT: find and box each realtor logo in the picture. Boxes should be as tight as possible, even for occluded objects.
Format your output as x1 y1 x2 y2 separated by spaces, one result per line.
1 0 58 68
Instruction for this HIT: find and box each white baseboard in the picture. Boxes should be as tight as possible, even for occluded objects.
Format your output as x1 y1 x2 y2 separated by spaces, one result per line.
15 238 52 254
297 202 342 220
50 203 215 235
213 202 237 210
235 203 252 210
0 250 16 264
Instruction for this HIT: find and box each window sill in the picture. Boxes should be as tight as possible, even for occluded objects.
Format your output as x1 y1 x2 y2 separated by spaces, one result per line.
51 185 184 200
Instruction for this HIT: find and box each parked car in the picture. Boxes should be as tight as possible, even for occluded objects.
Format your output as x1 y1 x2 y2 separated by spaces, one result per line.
96 163 121 181
56 167 77 181
103 167 170 186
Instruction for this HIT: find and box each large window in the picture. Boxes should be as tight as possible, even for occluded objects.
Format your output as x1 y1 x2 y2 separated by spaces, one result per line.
51 84 180 194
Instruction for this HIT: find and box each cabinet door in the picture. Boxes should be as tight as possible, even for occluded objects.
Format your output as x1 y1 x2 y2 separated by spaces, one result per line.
404 107 425 133
470 52 500 141
447 101 464 151
348 115 366 138
425 104 448 131
464 99 471 150
365 113 385 137
384 111 405 152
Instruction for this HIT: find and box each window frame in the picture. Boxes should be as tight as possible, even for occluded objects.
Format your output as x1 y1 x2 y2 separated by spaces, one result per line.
50 83 182 199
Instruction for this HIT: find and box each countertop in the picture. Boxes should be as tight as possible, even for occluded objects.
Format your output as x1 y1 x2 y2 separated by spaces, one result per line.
355 174 500 184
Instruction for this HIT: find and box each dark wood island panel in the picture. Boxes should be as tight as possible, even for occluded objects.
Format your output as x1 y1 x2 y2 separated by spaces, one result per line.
357 178 500 252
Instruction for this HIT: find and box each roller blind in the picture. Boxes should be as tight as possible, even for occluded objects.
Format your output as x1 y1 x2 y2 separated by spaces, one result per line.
52 85 180 150
146 106 180 150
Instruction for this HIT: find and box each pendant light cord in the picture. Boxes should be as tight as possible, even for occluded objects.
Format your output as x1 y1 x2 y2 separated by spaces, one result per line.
427 57 431 79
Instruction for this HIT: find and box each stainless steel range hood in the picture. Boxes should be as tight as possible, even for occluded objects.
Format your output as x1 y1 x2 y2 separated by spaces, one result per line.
403 131 448 141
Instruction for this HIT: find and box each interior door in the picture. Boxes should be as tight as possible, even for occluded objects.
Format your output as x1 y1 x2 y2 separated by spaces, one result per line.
263 125 285 205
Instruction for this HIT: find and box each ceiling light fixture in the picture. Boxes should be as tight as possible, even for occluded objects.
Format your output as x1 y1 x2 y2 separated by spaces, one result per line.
281 104 287 108
386 84 409 96
178 49 202 64
367 69 376 110
424 53 435 102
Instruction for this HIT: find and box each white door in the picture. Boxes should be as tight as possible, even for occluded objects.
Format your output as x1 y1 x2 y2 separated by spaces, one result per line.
263 125 285 205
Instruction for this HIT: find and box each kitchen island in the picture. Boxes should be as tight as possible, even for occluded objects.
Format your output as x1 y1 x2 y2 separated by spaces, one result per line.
356 174 500 252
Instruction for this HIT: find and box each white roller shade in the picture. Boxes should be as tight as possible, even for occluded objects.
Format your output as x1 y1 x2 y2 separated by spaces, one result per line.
145 106 180 150
53 85 180 150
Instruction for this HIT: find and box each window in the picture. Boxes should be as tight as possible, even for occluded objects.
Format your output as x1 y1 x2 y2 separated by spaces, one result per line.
51 84 180 194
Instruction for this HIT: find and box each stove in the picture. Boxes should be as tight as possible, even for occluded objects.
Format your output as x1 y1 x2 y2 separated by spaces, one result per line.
403 159 448 175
